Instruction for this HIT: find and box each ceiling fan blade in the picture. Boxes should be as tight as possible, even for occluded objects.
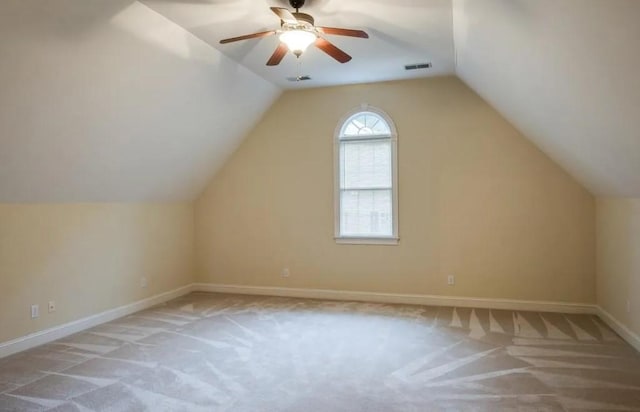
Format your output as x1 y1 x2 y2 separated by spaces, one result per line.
315 38 352 63
270 7 298 25
317 27 369 39
266 43 289 66
220 31 275 44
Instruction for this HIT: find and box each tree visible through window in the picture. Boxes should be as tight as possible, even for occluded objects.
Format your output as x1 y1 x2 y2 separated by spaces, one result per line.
335 107 398 244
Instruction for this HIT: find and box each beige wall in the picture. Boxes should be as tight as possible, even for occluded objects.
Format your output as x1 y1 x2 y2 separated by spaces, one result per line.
195 77 596 303
597 198 640 337
0 203 194 343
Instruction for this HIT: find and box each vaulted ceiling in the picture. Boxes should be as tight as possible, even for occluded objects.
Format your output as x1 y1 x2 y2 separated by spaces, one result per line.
454 0 640 197
0 0 280 202
141 0 455 88
1 0 638 201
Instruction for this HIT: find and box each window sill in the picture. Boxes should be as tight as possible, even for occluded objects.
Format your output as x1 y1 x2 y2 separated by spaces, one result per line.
334 236 399 245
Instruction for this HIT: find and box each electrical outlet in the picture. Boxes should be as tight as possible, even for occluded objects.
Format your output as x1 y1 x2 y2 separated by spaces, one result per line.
447 275 455 286
31 304 39 319
140 277 147 288
627 300 631 314
48 301 56 313
281 268 290 278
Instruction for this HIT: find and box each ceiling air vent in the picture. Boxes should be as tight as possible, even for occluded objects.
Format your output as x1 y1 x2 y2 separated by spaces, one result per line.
404 63 432 71
287 75 312 82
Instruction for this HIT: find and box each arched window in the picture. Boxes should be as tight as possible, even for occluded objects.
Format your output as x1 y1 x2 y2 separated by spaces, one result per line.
334 105 398 244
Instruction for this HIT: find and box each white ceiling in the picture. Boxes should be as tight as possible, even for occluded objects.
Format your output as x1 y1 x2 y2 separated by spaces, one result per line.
1 0 638 202
141 0 456 88
0 0 280 202
454 0 640 197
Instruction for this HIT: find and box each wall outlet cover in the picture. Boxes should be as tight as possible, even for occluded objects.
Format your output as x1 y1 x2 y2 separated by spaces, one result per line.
31 304 39 319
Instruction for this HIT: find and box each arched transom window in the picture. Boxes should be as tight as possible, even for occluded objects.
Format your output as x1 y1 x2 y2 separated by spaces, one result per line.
335 106 398 244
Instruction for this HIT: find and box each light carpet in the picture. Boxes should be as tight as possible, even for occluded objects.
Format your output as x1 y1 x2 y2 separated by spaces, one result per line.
1 292 639 411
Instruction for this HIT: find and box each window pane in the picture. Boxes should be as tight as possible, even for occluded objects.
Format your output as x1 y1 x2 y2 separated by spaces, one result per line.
341 112 391 137
340 189 392 236
341 140 391 189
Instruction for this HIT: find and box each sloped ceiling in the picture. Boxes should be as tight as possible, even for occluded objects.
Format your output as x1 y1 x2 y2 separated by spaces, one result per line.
0 0 280 202
453 0 640 197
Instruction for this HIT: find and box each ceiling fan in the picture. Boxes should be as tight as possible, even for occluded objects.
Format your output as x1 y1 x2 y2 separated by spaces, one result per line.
219 0 369 66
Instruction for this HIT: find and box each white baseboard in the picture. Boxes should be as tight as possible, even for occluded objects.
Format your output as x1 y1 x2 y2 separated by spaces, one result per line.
0 284 193 359
5 283 636 359
596 306 640 352
192 283 597 315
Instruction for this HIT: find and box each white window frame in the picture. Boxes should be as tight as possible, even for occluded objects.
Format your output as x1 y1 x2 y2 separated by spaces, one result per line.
334 104 399 245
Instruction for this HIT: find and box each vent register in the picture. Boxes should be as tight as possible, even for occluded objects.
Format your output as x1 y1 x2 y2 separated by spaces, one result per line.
286 63 431 82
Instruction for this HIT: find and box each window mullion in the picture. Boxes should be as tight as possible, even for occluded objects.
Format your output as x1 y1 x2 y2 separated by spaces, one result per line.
340 187 392 191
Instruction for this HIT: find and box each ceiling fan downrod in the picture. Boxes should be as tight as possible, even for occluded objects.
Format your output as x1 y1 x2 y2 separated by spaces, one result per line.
289 0 305 12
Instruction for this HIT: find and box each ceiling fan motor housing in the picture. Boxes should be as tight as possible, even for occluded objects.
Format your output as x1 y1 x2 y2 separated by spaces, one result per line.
289 0 306 10
292 13 314 26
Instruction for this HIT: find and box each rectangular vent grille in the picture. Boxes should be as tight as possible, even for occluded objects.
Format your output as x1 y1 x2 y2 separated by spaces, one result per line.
404 63 432 71
287 75 312 82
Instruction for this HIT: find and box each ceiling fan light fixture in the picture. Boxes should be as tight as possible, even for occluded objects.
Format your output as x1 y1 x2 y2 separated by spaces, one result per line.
279 29 317 57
